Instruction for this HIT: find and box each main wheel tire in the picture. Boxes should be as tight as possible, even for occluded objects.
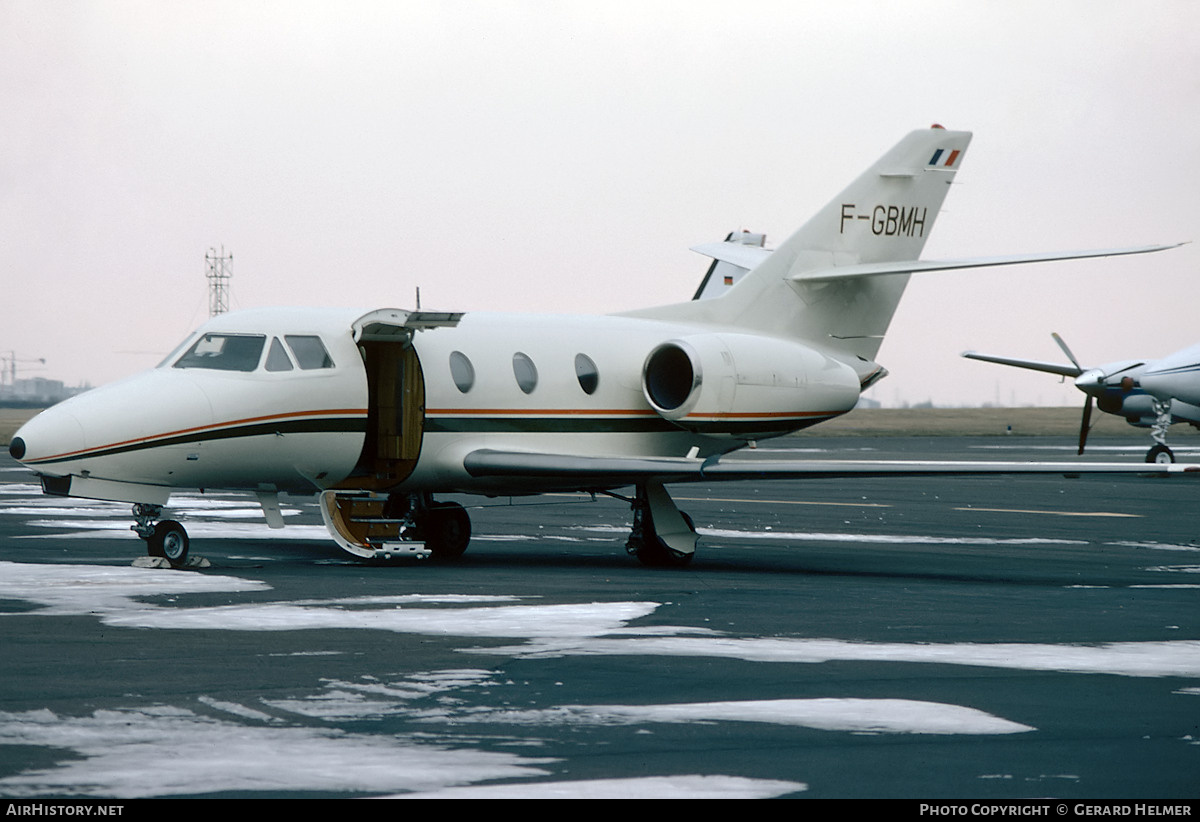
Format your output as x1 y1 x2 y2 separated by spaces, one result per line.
633 511 695 568
634 538 694 568
425 502 471 560
1146 444 1175 464
148 520 190 567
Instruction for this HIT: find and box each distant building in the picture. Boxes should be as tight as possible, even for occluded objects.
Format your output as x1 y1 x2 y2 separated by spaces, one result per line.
0 378 86 407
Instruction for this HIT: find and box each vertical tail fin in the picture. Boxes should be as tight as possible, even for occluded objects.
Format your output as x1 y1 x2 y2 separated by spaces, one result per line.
783 126 971 267
627 126 972 364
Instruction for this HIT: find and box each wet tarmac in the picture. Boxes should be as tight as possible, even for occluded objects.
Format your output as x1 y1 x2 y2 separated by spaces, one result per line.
1 437 1198 799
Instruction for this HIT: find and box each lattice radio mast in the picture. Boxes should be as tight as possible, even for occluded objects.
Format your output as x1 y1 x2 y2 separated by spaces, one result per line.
205 246 233 316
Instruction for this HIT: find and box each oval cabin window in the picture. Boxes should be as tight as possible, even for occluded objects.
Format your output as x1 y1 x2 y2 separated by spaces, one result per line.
575 353 599 395
449 351 475 393
512 352 538 394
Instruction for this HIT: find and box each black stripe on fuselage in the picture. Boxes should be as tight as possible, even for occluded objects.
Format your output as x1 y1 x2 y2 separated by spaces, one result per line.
425 417 675 435
31 413 841 467
27 417 368 466
424 415 838 436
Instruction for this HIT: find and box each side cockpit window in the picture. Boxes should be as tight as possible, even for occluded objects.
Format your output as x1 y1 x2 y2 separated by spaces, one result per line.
173 334 266 372
265 337 294 372
285 335 335 370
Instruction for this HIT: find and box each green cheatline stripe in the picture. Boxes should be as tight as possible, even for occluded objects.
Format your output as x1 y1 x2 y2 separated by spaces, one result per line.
424 415 835 435
425 417 674 435
31 412 838 466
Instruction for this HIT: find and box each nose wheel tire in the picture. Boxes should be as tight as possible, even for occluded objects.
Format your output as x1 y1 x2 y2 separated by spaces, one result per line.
1146 444 1175 464
147 520 190 567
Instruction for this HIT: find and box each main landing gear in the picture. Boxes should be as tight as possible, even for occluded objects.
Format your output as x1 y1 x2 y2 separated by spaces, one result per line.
132 503 190 568
388 493 472 560
624 482 698 567
322 483 698 567
320 491 471 561
130 484 698 568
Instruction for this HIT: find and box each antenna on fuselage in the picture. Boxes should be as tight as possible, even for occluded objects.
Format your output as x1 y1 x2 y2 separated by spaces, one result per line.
205 246 233 316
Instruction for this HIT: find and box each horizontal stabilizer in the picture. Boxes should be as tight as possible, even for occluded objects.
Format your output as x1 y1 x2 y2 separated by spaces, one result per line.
624 127 974 361
690 232 772 300
690 240 773 271
791 243 1184 283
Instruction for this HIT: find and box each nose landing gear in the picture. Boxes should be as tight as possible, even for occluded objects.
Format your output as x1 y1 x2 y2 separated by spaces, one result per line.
132 503 191 568
1145 400 1176 464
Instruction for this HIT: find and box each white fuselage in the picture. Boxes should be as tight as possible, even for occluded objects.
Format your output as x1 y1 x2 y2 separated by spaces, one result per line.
1137 343 1200 409
11 306 863 503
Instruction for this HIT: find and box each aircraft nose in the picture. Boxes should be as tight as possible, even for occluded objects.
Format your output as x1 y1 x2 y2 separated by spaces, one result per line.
8 407 87 472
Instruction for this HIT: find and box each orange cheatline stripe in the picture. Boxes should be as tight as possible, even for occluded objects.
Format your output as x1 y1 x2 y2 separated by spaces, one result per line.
427 408 660 416
34 405 842 463
684 410 838 420
30 408 369 463
427 408 842 419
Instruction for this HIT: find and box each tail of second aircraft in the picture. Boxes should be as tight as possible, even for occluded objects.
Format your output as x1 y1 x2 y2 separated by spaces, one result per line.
625 126 972 366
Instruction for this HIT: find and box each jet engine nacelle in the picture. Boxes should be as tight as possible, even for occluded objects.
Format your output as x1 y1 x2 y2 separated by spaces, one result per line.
641 333 861 438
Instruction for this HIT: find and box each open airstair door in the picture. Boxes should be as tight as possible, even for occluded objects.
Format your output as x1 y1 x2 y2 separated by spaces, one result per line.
344 309 461 490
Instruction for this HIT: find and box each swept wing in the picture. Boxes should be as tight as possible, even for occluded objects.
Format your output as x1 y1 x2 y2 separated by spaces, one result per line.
464 448 1200 486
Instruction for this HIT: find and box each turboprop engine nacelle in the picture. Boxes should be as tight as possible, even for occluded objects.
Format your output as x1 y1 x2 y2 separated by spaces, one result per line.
1099 392 1152 417
641 333 862 438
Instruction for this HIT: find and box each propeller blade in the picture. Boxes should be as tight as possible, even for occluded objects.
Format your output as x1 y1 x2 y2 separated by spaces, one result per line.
1052 332 1083 373
1078 395 1094 455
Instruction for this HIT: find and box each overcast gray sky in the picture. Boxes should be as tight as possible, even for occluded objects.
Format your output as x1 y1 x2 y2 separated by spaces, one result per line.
3 0 1198 407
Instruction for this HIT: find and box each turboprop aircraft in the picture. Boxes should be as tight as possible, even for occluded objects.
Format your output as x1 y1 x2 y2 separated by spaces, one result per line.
964 335 1200 463
8 126 1193 568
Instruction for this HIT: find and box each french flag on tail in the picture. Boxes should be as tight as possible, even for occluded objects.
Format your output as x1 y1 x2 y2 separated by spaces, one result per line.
928 148 961 167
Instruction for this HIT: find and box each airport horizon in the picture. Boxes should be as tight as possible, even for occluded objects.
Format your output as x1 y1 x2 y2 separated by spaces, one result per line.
5 404 1193 448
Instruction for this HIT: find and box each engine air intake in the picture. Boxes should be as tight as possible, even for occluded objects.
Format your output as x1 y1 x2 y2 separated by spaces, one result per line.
643 343 699 413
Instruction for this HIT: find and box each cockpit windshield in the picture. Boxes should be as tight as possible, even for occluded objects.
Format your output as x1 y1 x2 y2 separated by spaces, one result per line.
173 334 266 372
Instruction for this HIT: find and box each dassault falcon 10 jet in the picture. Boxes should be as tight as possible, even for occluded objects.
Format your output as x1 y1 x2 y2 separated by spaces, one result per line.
965 335 1200 463
9 126 1191 567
